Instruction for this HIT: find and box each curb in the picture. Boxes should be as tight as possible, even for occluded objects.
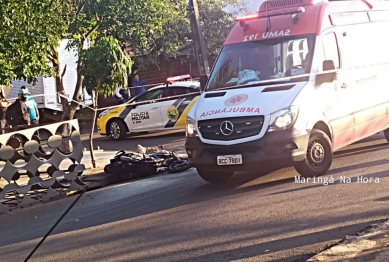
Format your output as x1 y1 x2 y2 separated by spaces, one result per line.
307 220 389 261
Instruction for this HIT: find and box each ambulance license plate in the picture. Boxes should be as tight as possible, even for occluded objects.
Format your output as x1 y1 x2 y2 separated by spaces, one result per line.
217 154 242 165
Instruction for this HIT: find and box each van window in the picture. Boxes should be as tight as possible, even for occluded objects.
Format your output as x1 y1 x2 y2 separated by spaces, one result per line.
322 33 339 69
165 87 188 97
340 23 389 68
133 88 163 102
206 34 316 91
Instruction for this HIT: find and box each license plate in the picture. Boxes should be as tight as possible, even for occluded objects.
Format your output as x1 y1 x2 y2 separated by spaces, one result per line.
217 154 243 165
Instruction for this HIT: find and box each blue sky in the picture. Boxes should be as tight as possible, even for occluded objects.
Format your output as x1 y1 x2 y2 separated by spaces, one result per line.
245 0 262 11
226 0 263 15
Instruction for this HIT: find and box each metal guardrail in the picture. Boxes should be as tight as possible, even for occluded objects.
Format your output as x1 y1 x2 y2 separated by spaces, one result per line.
0 119 86 213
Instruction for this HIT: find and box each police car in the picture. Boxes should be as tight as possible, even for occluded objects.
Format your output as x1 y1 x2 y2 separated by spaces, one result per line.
97 75 200 140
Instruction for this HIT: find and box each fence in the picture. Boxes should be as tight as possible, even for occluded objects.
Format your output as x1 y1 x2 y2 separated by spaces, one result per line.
0 119 85 213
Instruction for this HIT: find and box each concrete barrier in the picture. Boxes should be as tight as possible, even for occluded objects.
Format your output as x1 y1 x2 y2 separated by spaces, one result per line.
0 119 86 213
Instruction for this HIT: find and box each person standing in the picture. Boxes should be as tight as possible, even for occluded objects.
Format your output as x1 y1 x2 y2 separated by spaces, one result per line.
132 74 146 96
20 86 39 124
6 89 31 127
115 86 130 104
0 88 10 134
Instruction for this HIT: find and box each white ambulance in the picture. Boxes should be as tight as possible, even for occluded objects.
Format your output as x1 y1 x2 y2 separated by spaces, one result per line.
185 0 389 183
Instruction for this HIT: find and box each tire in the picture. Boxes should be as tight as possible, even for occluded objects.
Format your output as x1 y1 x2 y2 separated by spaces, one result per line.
196 168 233 183
109 119 127 140
104 162 135 179
384 128 389 143
104 162 123 174
104 164 114 174
294 129 333 178
167 159 192 173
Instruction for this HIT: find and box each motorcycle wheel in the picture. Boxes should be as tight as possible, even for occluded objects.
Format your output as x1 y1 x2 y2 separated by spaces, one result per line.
104 162 135 179
167 158 192 173
104 163 114 174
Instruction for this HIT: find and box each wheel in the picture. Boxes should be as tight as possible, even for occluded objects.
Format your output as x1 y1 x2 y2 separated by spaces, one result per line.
384 128 389 143
109 119 127 140
196 168 233 183
167 159 192 173
104 163 115 174
294 129 333 178
104 162 135 179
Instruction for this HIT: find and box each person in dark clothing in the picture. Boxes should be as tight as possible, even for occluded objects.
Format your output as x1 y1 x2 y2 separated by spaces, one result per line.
6 89 31 127
132 74 146 96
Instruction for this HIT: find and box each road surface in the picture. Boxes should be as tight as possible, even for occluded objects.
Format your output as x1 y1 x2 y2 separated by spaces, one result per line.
0 132 389 261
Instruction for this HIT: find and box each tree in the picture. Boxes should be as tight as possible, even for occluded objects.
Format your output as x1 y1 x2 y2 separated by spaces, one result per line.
131 0 248 67
47 0 178 121
0 0 65 86
80 36 132 168
0 0 178 118
199 0 248 55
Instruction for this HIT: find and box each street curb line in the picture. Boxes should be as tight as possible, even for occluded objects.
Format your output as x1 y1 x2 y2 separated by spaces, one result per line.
307 220 389 261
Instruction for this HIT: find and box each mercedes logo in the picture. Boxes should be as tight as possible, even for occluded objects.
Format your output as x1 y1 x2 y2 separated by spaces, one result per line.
220 121 234 136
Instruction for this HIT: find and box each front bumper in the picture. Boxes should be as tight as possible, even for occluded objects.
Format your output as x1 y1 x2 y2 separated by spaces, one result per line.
96 120 106 135
185 128 310 171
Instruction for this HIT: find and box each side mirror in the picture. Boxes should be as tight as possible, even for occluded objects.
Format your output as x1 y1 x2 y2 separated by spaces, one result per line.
199 74 208 92
315 60 336 87
323 60 335 71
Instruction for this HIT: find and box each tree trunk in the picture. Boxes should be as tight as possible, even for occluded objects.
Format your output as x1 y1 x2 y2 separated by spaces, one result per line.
89 84 99 169
50 48 73 153
51 40 88 153
68 43 85 120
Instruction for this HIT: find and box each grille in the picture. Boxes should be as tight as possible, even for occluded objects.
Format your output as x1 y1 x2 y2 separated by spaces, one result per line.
198 116 265 141
263 0 304 10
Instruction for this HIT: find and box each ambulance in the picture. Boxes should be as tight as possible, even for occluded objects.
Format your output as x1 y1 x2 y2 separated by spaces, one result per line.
185 0 389 183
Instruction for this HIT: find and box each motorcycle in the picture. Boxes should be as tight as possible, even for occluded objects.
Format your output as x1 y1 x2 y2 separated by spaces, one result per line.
104 144 191 178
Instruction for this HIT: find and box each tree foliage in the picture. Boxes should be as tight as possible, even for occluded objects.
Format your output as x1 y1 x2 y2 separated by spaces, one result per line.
0 0 246 119
0 0 65 86
133 0 248 66
80 37 132 97
200 0 248 55
0 0 178 118
49 0 178 119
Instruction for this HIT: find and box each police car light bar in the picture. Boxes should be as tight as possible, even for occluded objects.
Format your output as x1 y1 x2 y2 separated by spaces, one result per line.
234 7 305 22
166 74 191 82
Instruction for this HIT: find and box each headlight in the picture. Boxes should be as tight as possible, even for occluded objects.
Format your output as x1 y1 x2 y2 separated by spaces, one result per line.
98 110 108 119
186 116 198 137
268 106 299 132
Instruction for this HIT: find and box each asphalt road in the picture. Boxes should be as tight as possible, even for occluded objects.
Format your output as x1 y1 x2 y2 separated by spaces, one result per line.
1 131 389 262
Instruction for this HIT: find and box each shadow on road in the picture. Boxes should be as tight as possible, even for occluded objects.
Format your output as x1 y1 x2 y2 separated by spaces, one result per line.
2 130 389 261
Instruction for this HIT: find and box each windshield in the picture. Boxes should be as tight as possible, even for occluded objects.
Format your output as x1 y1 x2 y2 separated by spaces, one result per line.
207 34 316 91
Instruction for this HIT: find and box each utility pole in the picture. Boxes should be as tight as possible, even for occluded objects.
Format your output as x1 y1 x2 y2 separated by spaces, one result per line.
188 0 210 77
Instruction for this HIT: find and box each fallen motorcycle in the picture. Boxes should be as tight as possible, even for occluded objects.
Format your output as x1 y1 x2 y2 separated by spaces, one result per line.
104 144 191 178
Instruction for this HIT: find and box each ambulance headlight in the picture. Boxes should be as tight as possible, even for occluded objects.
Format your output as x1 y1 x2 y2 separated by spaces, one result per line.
268 106 299 132
186 116 198 137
